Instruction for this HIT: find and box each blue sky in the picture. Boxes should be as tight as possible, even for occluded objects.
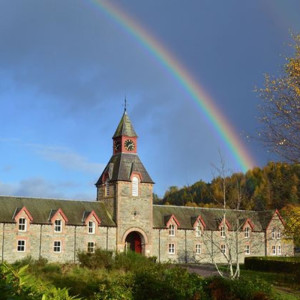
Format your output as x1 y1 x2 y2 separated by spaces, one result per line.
0 0 300 199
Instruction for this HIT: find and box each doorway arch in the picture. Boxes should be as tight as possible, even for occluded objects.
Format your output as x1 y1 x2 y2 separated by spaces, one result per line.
123 228 148 254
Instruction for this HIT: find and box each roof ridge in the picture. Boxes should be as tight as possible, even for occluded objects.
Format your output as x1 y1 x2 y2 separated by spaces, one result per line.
153 204 259 213
0 195 97 203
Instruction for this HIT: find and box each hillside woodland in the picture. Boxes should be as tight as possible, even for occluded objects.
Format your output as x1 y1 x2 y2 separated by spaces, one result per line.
161 162 300 211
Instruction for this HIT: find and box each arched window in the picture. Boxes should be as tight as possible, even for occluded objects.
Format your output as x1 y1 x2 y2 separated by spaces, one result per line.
132 176 139 196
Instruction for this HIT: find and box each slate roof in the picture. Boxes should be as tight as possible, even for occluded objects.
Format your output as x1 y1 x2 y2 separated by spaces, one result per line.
153 205 275 232
113 111 137 138
96 153 154 185
0 196 115 226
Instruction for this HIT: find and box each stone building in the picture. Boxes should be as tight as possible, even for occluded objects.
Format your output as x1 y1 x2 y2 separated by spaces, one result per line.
0 110 294 263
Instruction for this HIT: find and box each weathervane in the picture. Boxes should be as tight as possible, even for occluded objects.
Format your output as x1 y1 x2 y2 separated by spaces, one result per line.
123 97 128 112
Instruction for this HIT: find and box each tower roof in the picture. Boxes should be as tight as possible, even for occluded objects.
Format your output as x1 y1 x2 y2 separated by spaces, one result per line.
113 111 137 138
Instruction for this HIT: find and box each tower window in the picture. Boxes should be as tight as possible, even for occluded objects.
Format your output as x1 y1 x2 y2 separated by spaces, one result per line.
132 176 139 196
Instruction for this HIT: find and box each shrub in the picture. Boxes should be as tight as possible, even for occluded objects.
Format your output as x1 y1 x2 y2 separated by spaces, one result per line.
245 257 300 273
77 249 113 269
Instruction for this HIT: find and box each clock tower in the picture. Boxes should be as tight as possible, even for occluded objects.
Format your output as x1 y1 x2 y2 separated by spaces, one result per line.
96 109 154 255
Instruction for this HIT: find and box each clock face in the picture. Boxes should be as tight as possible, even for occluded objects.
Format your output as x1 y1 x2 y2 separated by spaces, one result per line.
124 139 135 151
114 141 121 151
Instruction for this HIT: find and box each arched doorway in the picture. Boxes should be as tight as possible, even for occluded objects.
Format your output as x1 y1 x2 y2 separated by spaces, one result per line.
125 231 143 253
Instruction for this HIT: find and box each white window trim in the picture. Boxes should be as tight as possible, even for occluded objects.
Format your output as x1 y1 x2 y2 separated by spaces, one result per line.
272 245 276 255
54 219 62 233
277 245 282 255
277 231 281 240
245 245 250 255
221 244 226 254
195 244 201 254
87 242 95 253
168 243 175 254
132 176 139 196
272 228 276 240
88 221 95 234
53 241 62 253
17 240 26 252
169 224 175 236
244 227 250 238
18 218 27 232
195 223 202 237
220 226 225 238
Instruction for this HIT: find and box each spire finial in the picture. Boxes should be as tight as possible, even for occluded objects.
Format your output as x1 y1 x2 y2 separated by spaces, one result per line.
123 96 127 112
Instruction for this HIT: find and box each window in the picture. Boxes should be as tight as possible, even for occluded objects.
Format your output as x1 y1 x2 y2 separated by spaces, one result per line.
244 227 250 238
272 228 276 239
195 223 202 237
17 240 25 252
18 218 27 232
132 176 139 196
105 179 110 196
169 224 175 236
277 231 281 240
221 244 226 254
88 221 95 234
277 245 281 255
54 220 62 232
87 242 95 253
245 245 250 255
195 244 201 254
54 241 61 252
272 245 276 255
220 226 225 238
168 243 175 254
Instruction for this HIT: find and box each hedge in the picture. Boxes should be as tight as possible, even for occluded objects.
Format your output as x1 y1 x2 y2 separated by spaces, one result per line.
244 257 300 273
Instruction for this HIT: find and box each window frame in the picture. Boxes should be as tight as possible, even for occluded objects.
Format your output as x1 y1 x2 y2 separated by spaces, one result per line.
17 240 26 252
18 218 27 232
245 245 250 255
272 228 276 240
244 227 250 238
105 179 110 196
132 176 139 196
169 224 175 236
54 219 62 232
87 242 95 253
195 223 202 237
168 243 175 254
195 244 201 254
88 221 95 234
221 244 226 254
272 245 276 255
277 245 281 255
220 226 225 238
53 241 61 253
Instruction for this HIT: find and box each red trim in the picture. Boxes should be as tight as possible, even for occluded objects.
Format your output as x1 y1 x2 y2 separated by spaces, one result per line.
14 206 33 222
218 217 231 230
266 209 286 231
130 172 143 181
84 210 101 225
242 218 255 230
193 215 206 229
166 214 180 227
51 208 68 223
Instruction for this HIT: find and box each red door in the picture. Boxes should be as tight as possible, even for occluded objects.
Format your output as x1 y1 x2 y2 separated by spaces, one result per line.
134 233 142 253
126 232 142 253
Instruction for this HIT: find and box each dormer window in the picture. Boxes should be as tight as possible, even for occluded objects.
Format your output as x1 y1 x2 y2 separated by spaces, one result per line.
88 221 95 234
195 223 202 237
169 224 175 236
220 226 225 238
244 227 250 238
132 176 139 196
272 228 276 239
18 218 27 232
54 220 62 232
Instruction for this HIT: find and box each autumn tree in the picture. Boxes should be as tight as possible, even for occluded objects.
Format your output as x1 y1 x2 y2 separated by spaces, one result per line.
256 34 300 162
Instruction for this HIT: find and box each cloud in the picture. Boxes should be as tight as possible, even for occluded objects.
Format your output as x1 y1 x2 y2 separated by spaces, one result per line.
0 177 94 200
28 143 105 174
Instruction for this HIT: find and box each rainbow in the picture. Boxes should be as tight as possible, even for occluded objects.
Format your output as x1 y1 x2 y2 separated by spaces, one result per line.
87 0 256 172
